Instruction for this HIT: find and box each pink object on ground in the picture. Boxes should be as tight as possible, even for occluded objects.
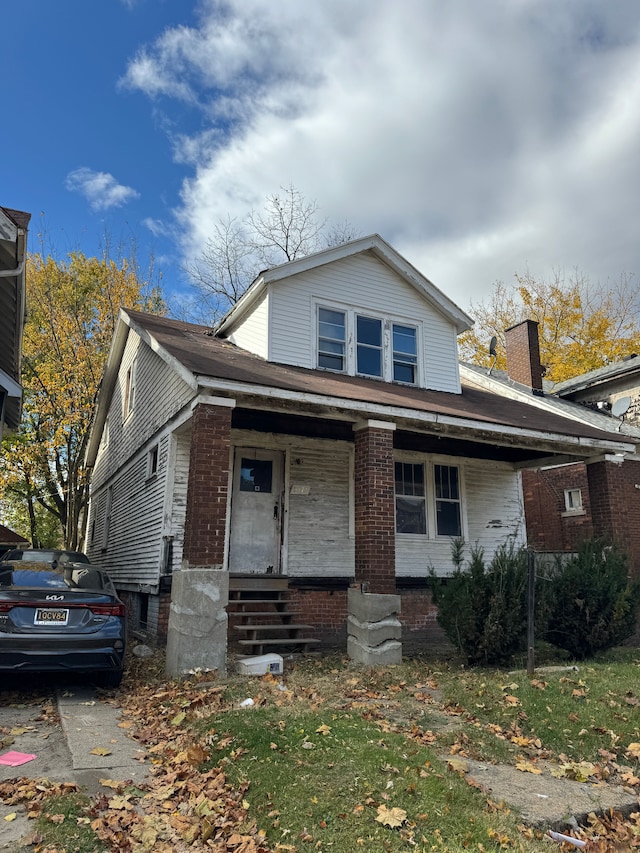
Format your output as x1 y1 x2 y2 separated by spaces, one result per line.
0 751 37 766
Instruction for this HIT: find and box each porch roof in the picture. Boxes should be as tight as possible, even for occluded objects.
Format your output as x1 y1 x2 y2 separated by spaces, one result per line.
123 310 636 461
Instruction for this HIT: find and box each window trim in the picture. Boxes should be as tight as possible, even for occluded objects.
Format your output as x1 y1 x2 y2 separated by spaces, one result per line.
394 461 427 535
562 487 585 517
433 462 463 538
123 361 136 420
394 455 466 540
147 444 159 479
314 300 421 386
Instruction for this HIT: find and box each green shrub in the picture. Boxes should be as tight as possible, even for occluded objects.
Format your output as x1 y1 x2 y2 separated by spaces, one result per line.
540 539 640 659
431 540 529 665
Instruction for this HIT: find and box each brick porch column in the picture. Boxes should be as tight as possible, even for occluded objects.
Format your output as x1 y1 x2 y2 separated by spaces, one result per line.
166 397 235 676
349 420 401 665
586 456 640 578
354 420 396 593
183 400 234 567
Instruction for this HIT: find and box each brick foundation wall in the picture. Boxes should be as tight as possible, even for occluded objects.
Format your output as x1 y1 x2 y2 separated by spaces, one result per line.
289 587 439 633
157 592 171 643
354 425 396 594
183 402 232 566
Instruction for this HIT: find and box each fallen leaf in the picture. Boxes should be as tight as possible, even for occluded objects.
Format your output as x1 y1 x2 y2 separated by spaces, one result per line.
625 743 640 760
447 757 469 774
375 804 407 828
90 747 112 756
515 761 542 775
3 813 17 822
316 724 332 735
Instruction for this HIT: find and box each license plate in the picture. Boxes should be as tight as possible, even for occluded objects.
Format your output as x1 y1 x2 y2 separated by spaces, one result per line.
34 608 69 626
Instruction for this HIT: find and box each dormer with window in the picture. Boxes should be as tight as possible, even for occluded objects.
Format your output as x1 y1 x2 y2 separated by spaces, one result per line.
217 235 472 395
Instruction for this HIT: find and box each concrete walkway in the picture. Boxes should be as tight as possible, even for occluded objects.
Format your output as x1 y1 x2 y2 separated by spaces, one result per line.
0 686 147 851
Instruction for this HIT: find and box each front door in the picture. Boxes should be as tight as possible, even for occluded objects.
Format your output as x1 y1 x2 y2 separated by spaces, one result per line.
228 448 284 573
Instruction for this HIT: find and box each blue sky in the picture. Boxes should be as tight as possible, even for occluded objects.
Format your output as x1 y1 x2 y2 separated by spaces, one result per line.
5 1 640 318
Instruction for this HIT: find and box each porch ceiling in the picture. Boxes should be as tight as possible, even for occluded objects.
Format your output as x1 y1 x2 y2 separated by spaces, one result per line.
231 407 609 465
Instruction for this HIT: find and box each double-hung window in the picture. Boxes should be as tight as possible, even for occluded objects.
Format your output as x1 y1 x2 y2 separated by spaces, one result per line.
356 316 383 377
318 308 346 371
434 464 462 536
317 303 419 385
393 325 417 383
395 462 426 534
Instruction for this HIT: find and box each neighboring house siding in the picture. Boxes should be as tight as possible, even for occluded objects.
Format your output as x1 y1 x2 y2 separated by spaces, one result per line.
395 458 525 576
225 291 269 358
264 254 461 393
92 331 194 486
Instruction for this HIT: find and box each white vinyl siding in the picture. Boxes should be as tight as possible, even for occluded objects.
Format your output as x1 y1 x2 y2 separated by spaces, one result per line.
266 254 461 392
224 290 270 358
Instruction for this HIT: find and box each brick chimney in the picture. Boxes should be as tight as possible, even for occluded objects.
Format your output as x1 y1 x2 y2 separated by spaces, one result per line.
504 319 544 394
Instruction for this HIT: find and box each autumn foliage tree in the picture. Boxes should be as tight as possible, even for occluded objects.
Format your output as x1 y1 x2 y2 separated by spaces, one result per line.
0 251 164 549
459 270 640 383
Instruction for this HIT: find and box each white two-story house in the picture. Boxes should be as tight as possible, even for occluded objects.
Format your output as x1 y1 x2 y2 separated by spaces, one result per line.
85 235 636 673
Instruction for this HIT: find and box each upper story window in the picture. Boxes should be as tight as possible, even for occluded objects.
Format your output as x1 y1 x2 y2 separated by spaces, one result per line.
318 308 346 371
316 303 419 385
357 316 382 377
393 325 417 383
123 361 136 420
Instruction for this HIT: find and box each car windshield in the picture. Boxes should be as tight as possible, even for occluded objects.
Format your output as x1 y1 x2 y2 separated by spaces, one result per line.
0 565 107 591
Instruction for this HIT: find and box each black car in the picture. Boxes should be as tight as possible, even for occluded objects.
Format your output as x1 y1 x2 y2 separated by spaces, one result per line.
0 560 126 687
0 548 90 564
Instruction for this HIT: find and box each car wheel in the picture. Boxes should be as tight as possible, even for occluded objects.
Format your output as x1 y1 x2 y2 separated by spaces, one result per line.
99 669 123 688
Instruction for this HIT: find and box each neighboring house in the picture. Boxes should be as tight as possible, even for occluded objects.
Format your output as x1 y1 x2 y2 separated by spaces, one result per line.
0 206 29 440
520 355 640 570
84 235 637 674
0 523 29 558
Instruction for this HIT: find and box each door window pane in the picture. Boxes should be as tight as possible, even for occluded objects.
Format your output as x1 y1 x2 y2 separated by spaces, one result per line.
240 459 273 493
318 308 346 371
393 324 417 384
357 316 382 377
395 462 426 534
434 464 461 536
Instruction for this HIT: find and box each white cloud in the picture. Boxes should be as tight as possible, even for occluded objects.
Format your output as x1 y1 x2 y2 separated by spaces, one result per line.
65 168 140 212
125 0 640 307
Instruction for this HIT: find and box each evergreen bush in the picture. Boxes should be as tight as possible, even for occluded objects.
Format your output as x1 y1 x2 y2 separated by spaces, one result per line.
540 539 640 659
431 540 529 665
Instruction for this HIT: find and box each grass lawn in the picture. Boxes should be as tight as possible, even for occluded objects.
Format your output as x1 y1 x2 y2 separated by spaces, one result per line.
7 646 640 852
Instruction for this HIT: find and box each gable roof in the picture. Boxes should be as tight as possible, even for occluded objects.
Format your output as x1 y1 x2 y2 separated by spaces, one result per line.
551 355 640 397
86 309 636 467
216 234 474 336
